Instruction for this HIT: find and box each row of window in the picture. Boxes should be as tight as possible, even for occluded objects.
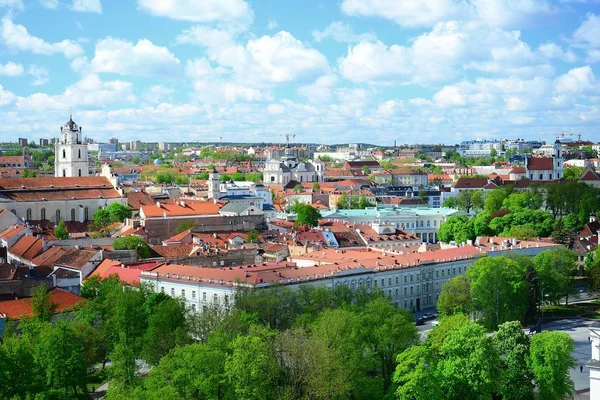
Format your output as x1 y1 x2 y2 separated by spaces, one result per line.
162 286 230 306
62 149 84 159
17 207 89 222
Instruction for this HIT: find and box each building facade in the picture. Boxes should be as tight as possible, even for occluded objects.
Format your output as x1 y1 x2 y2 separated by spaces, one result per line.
263 148 324 185
55 115 89 178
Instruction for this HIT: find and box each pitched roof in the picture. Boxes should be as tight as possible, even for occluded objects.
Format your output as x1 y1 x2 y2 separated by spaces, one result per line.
55 248 99 269
141 201 220 218
126 191 155 210
580 169 600 181
526 157 554 170
453 177 490 189
0 288 84 319
9 234 43 260
31 246 67 267
0 177 121 202
0 225 27 241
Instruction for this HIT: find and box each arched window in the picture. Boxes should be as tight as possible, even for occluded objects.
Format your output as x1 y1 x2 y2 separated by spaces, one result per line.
26 208 31 221
78 149 81 159
41 208 46 220
71 208 76 222
62 149 66 159
56 210 60 222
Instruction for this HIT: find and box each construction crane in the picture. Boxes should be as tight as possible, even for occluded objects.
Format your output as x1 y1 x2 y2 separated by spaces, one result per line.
536 131 581 142
281 133 295 147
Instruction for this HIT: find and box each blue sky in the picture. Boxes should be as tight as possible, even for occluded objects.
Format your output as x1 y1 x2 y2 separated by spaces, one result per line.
0 0 600 145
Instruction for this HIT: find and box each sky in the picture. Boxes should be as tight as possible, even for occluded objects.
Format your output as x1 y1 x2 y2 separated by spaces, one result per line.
0 0 600 145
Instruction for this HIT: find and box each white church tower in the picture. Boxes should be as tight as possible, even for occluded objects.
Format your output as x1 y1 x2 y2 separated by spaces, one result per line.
55 114 89 177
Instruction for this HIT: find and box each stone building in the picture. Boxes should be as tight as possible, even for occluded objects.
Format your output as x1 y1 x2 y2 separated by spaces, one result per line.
55 115 89 178
263 148 324 185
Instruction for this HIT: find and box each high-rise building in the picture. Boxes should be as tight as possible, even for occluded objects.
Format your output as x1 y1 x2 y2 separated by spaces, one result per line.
108 137 119 145
18 138 28 147
39 138 49 146
55 114 89 178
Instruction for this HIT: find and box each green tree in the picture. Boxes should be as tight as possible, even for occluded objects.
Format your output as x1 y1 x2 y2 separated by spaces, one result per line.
336 193 349 209
142 298 189 365
312 182 320 191
175 220 195 234
529 331 575 400
455 190 475 213
294 204 321 227
563 213 583 232
93 207 112 229
437 216 475 244
551 218 570 244
360 298 418 393
437 275 471 316
468 256 528 330
438 321 500 399
394 345 444 400
358 194 374 209
225 326 280 400
246 229 260 243
563 166 585 180
0 325 44 398
293 183 303 193
493 321 534 400
36 320 89 395
483 188 508 213
31 284 58 322
533 247 576 305
113 236 151 259
53 219 68 240
107 202 132 222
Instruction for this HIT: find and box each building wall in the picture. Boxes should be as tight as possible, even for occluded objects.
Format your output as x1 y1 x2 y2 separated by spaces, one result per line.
0 197 127 224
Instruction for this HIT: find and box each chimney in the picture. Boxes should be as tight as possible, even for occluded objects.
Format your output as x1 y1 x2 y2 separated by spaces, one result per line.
156 201 161 208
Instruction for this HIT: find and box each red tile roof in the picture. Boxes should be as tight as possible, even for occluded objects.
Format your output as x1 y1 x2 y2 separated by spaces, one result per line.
55 249 99 269
526 157 554 170
453 177 491 189
9 234 43 260
31 246 67 267
0 288 84 319
141 201 220 218
0 225 27 241
0 177 121 202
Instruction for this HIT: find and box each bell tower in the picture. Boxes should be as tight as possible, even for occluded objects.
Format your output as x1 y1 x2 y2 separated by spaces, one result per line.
55 113 89 177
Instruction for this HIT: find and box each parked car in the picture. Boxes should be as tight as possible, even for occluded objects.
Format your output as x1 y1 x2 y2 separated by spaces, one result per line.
415 317 426 326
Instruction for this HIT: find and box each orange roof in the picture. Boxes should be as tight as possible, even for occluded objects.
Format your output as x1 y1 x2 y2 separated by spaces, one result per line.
0 177 121 202
141 201 220 218
526 157 554 171
31 246 67 267
9 234 43 260
0 288 84 319
0 225 27 240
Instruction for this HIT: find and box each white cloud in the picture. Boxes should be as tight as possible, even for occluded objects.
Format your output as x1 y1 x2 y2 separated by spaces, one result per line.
572 13 600 62
340 0 556 28
38 0 59 9
175 26 236 51
0 84 16 106
1 16 84 58
267 20 278 30
28 65 49 86
341 0 462 28
312 21 376 43
297 74 338 103
0 61 24 76
267 103 285 114
137 0 252 23
144 85 174 104
554 65 597 94
339 21 554 85
537 42 577 62
72 0 102 13
215 31 329 85
17 74 134 111
90 37 181 77
0 0 23 10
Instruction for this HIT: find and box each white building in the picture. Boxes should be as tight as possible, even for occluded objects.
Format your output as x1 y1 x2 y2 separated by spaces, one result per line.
458 140 503 157
589 323 600 399
55 115 89 178
525 140 564 181
263 148 324 185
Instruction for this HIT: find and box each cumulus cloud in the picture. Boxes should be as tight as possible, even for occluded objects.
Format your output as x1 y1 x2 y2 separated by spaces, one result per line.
537 42 577 62
1 16 84 58
312 21 376 43
338 21 554 85
90 37 181 77
554 65 597 94
28 65 49 86
137 0 252 24
38 0 59 9
0 0 23 10
72 0 102 13
572 13 600 62
340 0 556 28
0 61 24 76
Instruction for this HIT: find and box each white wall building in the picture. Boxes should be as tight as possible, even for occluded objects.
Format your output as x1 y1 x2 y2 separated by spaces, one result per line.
263 148 324 185
55 115 89 178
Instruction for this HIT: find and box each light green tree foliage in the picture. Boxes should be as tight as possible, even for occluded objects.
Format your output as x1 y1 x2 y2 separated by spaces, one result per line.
294 204 321 227
493 321 534 400
468 256 528 330
53 219 68 239
437 275 471 316
225 326 280 400
437 215 475 244
360 297 418 393
438 322 500 399
142 297 189 365
36 320 89 395
484 188 509 213
107 202 132 222
529 331 576 400
31 284 57 322
93 207 112 229
394 345 444 400
112 236 151 259
533 247 576 305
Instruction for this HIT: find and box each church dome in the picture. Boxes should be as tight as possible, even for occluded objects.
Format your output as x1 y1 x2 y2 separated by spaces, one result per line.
153 158 162 166
62 115 80 132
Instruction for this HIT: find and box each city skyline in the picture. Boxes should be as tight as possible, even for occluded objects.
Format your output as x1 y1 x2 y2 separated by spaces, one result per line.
0 1 599 144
